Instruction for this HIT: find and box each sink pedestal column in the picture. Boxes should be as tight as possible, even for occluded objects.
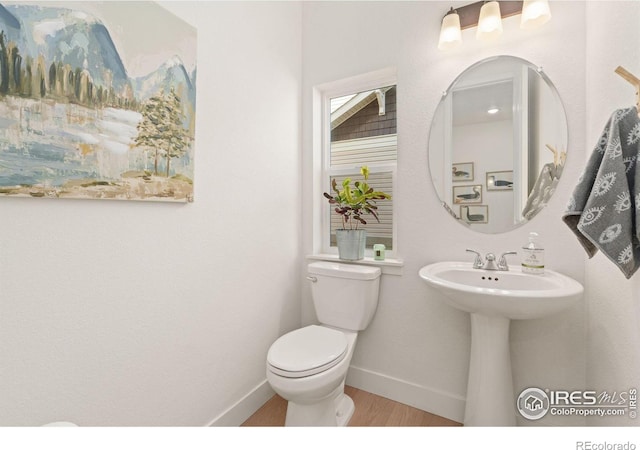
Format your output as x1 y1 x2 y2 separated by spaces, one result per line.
464 313 516 426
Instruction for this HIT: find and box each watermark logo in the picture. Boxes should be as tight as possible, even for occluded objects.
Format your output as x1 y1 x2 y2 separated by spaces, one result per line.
517 387 637 420
576 442 637 450
517 387 550 420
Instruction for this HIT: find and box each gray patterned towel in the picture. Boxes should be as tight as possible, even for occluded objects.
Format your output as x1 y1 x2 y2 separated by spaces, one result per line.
523 163 563 220
563 107 640 279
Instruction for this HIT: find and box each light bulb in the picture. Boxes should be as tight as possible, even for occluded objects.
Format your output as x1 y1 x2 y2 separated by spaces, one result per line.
521 0 552 30
438 9 462 51
476 1 503 41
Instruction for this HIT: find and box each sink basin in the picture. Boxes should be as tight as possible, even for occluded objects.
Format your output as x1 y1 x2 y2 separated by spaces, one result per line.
419 261 583 426
418 261 583 320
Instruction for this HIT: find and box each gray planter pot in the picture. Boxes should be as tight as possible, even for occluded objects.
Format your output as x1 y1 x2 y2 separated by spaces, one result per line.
336 229 366 261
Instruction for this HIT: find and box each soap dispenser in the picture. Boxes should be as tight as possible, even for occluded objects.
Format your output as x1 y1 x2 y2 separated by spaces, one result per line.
522 232 544 274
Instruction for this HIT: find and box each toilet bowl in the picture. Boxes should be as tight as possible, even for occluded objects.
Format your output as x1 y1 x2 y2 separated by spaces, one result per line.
267 325 357 426
266 262 381 426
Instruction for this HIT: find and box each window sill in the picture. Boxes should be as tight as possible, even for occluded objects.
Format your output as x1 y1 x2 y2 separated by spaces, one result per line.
306 254 404 276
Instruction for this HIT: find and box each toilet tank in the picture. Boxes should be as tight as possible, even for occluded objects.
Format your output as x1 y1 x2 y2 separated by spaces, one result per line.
307 261 381 331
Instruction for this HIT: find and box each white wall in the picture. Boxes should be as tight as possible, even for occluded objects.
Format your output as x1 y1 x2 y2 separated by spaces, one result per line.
302 1 587 425
584 1 640 426
0 1 302 426
2 0 637 429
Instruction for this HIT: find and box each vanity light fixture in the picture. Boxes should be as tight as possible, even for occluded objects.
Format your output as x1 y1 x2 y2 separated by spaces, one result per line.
487 107 500 114
476 1 503 41
438 7 463 51
520 0 551 29
438 1 551 51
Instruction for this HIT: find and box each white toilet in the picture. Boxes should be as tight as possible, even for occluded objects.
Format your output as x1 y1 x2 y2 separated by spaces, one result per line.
266 261 381 426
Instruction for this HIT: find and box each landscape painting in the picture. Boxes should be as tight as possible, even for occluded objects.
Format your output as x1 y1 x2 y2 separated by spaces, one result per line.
0 2 196 202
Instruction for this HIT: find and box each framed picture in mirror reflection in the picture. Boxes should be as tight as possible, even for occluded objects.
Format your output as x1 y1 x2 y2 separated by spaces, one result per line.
460 205 488 224
453 184 482 204
452 162 474 182
486 170 514 191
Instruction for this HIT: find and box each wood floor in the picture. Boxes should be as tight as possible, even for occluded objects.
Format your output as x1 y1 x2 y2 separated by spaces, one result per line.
242 386 462 427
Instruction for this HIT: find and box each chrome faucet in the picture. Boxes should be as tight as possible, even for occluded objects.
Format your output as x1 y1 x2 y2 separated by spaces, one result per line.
483 253 499 270
465 249 483 269
497 251 517 271
466 249 517 271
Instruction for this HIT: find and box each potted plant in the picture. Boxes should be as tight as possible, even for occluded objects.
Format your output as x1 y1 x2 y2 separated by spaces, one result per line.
323 166 391 260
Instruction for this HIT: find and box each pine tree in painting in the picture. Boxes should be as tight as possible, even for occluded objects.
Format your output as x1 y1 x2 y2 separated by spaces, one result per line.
164 89 189 177
135 88 188 177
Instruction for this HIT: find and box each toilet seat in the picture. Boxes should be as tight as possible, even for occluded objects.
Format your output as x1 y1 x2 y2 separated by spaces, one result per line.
267 325 348 378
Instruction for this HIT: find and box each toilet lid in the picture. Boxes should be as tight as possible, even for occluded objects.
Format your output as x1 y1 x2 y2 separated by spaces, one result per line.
267 325 348 378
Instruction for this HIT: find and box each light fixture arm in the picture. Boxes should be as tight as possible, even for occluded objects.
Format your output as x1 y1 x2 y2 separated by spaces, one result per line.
443 6 457 19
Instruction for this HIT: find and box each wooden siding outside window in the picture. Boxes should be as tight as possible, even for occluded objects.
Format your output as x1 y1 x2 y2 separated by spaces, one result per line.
327 85 397 252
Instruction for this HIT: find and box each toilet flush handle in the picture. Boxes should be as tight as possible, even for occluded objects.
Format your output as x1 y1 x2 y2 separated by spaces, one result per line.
306 276 318 283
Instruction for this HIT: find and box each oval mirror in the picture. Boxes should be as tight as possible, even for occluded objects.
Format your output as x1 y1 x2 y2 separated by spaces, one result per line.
428 55 568 234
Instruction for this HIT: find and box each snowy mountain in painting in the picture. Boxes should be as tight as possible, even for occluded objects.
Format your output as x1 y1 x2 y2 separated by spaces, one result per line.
0 4 19 35
0 4 195 100
134 55 195 105
2 4 129 91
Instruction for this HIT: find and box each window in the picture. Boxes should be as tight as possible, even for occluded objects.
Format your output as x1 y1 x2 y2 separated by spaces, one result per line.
321 80 397 256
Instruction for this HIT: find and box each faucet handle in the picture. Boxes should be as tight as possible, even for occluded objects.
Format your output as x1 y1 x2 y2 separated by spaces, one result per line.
498 251 517 270
466 249 483 269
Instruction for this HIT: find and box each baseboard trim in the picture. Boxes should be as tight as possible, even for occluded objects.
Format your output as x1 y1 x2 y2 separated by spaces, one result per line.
346 365 466 423
208 366 466 426
207 380 275 427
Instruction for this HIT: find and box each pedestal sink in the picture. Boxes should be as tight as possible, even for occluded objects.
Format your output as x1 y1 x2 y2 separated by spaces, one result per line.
418 261 583 426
